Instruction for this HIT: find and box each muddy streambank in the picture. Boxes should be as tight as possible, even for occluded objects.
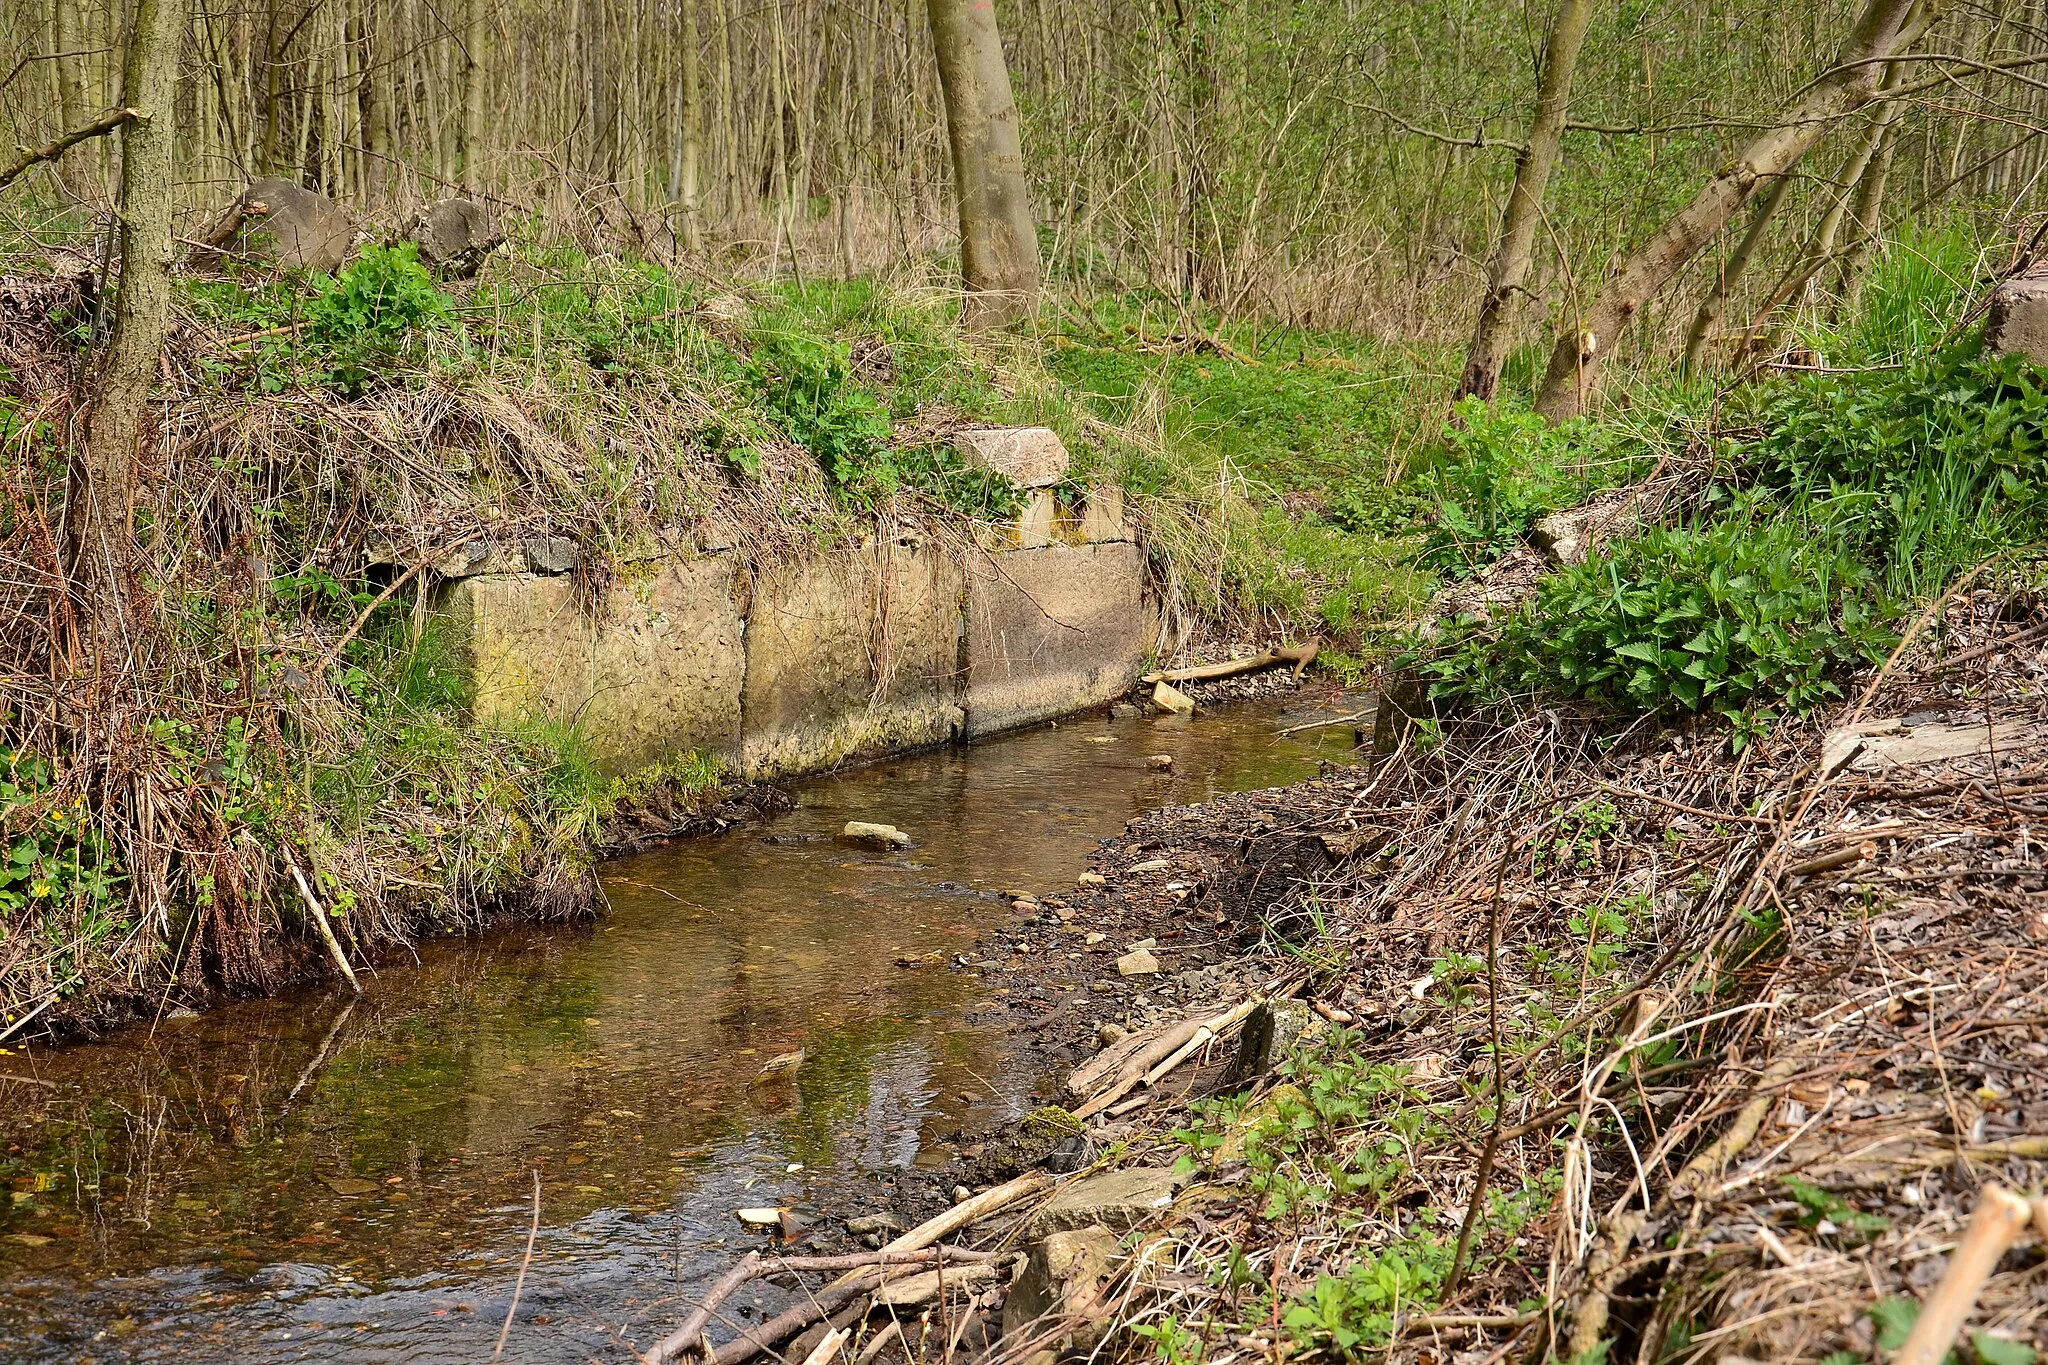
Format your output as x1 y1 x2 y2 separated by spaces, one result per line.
0 685 1364 1362
823 591 2048 1365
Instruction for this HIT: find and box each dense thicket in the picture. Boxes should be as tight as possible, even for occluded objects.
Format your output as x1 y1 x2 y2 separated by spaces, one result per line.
5 0 2047 356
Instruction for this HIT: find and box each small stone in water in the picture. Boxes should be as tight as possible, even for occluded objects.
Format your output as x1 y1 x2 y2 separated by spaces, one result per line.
1145 754 1174 770
839 821 912 849
735 1207 785 1228
1077 872 1106 886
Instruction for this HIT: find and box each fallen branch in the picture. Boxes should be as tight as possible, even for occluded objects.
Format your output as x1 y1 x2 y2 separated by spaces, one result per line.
866 1171 1051 1262
1784 841 1875 879
642 1248 999 1363
1894 1184 2038 1365
286 855 361 994
0 107 140 192
1076 997 1263 1117
1141 641 1319 687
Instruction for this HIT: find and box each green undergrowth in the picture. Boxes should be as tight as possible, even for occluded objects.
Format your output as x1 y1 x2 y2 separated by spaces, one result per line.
1042 297 1440 636
1402 237 2048 742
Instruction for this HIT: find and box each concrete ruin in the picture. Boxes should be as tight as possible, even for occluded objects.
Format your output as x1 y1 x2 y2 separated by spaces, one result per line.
434 430 1157 778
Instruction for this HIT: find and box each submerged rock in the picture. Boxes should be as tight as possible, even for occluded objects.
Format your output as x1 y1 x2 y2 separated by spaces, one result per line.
839 821 912 849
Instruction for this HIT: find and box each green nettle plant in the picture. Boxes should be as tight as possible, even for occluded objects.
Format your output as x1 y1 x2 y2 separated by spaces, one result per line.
298 244 453 395
1416 509 1895 730
746 331 898 503
1753 347 2048 597
1419 398 1619 575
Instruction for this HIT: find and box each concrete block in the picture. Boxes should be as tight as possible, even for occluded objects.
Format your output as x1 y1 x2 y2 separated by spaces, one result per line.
1030 1167 1178 1234
1987 272 2048 365
1077 486 1128 543
1004 1226 1119 1351
964 542 1157 738
953 426 1070 488
974 488 1057 551
739 542 965 778
439 557 746 774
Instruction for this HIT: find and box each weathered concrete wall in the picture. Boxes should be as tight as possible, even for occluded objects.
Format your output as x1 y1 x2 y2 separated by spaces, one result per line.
740 541 966 778
435 431 1156 779
441 556 747 773
962 541 1156 739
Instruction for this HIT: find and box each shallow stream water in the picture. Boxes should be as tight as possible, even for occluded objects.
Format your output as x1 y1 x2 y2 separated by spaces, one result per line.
0 695 1359 1362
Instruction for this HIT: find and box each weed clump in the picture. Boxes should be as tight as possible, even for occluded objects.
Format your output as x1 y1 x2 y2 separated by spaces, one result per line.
1415 507 1894 731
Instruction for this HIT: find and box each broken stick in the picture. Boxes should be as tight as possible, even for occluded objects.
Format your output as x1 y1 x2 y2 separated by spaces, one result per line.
1894 1183 2037 1365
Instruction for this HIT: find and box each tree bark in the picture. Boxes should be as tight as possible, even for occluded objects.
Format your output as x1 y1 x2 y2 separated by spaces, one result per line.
462 0 487 191
928 0 1039 328
1832 103 1904 314
1533 0 1923 420
1456 0 1596 403
51 0 91 196
1681 171 1793 371
75 0 183 594
362 0 392 200
677 0 703 250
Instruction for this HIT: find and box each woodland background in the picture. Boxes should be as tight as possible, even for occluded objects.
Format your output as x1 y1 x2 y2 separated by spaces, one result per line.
6 0 2048 361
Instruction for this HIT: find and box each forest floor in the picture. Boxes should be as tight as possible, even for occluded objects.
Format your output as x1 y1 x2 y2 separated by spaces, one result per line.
713 581 2048 1365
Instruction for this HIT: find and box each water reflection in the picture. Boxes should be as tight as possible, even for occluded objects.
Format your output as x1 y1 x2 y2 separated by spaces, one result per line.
0 696 1359 1361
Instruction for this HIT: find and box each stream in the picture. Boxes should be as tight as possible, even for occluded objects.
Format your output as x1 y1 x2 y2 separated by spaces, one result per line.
0 694 1359 1362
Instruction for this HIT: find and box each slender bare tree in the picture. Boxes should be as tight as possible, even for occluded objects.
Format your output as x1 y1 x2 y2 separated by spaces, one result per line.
1682 172 1793 370
676 0 703 251
1534 0 1926 420
76 0 184 590
1456 0 1595 403
928 0 1038 327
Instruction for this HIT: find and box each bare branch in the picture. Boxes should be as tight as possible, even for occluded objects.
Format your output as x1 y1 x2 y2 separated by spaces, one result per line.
0 108 142 193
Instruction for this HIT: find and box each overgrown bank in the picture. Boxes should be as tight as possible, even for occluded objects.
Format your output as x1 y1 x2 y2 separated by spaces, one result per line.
789 248 2048 1365
1 212 2036 1047
1 214 1445 1037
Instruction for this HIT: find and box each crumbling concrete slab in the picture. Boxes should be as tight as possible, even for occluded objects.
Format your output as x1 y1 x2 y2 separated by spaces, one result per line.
953 426 1070 488
1821 715 2046 777
439 557 746 774
1530 487 1645 567
739 542 964 778
1003 1226 1119 1351
1029 1167 1178 1234
963 542 1157 738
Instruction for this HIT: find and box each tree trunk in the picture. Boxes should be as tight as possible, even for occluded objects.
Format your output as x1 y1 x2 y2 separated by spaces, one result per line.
677 0 703 250
928 0 1038 327
363 0 392 201
1832 104 1904 315
75 0 183 594
1456 0 1595 403
51 0 91 196
462 0 487 191
1533 0 1922 420
1681 171 1793 371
